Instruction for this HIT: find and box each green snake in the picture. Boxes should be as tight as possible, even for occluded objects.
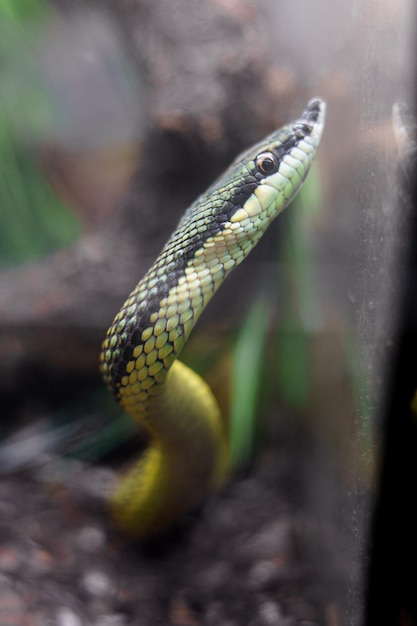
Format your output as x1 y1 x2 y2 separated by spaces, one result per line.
100 98 326 537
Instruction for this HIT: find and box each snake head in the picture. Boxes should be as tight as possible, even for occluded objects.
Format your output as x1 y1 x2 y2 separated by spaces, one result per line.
217 98 326 247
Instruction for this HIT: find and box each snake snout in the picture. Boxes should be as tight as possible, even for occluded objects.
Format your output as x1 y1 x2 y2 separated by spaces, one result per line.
303 98 325 121
301 98 326 143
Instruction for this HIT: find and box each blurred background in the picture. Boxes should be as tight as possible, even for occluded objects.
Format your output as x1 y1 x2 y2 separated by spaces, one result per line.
0 1 414 625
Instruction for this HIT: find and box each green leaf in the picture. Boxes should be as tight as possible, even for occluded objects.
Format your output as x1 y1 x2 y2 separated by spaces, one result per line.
229 297 272 468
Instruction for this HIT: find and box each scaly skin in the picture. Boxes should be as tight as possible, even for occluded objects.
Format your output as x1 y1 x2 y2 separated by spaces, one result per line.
100 98 326 537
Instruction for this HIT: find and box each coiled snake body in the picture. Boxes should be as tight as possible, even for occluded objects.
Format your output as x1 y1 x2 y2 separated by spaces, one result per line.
100 99 326 537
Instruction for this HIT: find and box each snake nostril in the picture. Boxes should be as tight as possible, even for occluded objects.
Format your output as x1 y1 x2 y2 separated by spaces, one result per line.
292 122 313 138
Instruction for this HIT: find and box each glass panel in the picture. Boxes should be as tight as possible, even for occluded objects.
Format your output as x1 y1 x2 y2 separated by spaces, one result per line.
0 2 414 624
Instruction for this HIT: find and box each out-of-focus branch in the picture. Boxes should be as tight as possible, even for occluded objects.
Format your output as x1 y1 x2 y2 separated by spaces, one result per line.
0 0 293 392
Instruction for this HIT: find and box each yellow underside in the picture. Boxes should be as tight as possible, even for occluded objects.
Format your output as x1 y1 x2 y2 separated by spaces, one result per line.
110 360 228 537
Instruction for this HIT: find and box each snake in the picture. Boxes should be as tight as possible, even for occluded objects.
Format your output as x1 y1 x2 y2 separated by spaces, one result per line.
100 98 326 537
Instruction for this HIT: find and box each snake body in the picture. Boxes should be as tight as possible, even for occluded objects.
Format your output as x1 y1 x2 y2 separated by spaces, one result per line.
100 99 326 537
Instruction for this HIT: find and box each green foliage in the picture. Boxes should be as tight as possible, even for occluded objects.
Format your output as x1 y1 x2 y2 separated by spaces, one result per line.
228 169 323 466
229 297 273 468
64 393 140 463
275 173 322 410
0 0 80 267
0 0 46 21
276 329 311 411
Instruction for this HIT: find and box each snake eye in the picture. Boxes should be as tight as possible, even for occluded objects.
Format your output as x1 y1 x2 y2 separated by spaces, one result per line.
255 152 278 175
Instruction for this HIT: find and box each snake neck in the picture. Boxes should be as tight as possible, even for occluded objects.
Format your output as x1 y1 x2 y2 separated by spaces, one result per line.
100 189 271 413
